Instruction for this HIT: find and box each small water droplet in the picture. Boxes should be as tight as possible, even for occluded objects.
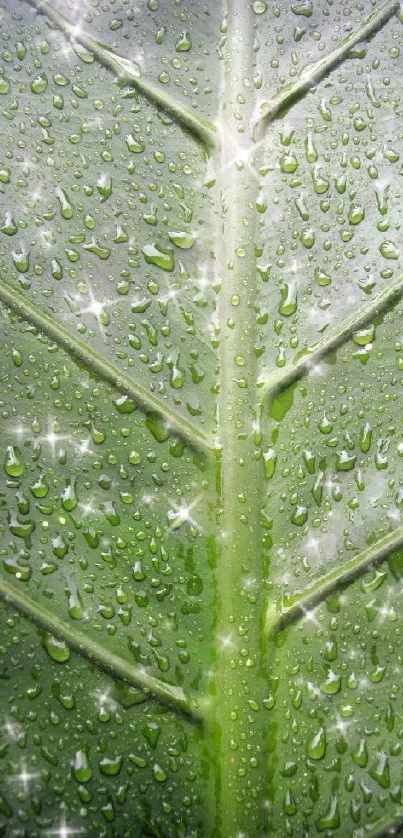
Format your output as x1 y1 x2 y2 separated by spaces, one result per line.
142 243 175 271
43 634 71 663
175 31 192 51
4 445 24 477
307 727 326 760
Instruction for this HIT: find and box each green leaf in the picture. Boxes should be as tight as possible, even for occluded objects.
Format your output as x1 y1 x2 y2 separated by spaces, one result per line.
1 0 403 836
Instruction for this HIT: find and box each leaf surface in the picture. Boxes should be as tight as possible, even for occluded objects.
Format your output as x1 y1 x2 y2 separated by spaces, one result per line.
1 1 403 836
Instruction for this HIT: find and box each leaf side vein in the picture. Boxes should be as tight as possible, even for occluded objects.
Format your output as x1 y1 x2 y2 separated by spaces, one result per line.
0 277 211 451
25 0 218 147
252 0 399 139
266 526 403 635
0 576 202 721
365 808 403 837
261 275 403 400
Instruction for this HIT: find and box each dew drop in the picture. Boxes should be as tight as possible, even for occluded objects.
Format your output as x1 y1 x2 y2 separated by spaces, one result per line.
43 634 71 663
142 243 175 271
252 0 268 12
30 72 48 94
380 240 399 259
73 749 92 783
99 755 123 776
175 31 192 51
279 282 297 316
307 727 326 760
153 763 167 782
168 230 195 249
4 445 24 477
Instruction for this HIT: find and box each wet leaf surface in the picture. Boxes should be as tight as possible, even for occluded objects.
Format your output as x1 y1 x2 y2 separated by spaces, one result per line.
1 1 403 836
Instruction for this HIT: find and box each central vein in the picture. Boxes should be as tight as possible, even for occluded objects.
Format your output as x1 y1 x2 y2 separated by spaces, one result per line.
207 3 270 836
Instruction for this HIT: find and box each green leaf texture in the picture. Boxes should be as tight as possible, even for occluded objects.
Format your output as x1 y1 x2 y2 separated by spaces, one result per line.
1 1 403 836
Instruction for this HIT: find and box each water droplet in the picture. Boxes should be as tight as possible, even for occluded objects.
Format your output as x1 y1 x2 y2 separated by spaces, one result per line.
307 727 326 760
126 133 145 153
369 752 390 789
1 211 17 235
12 349 23 366
279 282 297 316
252 0 268 12
51 258 63 280
142 243 175 271
12 245 30 273
142 722 161 750
97 172 112 201
280 151 298 174
56 187 73 219
0 77 10 94
61 478 78 511
380 240 399 259
3 553 32 580
316 796 340 832
4 445 24 477
263 449 277 480
336 450 356 471
349 203 365 225
352 738 368 767
43 634 70 663
352 324 375 346
291 505 308 526
284 788 297 816
319 413 333 434
312 166 329 194
84 238 111 260
315 267 331 286
300 228 315 248
52 535 68 560
73 749 92 783
312 471 324 505
31 72 48 94
99 755 123 776
153 763 167 782
128 450 141 465
30 473 49 498
320 671 341 695
168 230 195 249
68 586 84 620
175 31 192 51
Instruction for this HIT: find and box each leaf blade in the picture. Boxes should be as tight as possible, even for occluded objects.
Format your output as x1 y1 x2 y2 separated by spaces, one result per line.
2 0 403 835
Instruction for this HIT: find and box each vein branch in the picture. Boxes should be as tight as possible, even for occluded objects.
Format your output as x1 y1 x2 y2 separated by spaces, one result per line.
0 577 203 721
252 0 399 139
0 277 211 452
261 275 403 400
266 526 403 636
25 0 217 148
365 809 403 837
